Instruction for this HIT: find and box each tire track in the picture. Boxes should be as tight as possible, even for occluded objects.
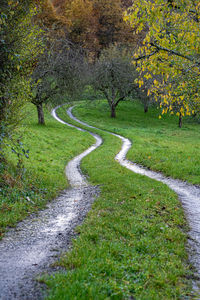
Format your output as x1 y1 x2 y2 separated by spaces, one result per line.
52 106 102 187
67 105 200 292
0 106 102 300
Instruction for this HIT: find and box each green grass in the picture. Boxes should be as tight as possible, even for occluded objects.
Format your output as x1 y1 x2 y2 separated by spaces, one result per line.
1 101 198 298
73 100 200 185
0 103 93 237
43 103 196 299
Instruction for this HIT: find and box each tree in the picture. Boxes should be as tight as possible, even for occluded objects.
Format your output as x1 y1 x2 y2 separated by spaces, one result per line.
31 39 88 124
91 46 137 118
92 0 134 54
35 0 67 33
65 0 96 44
51 0 136 58
125 0 200 127
136 88 152 113
52 0 67 15
0 0 43 158
31 0 89 124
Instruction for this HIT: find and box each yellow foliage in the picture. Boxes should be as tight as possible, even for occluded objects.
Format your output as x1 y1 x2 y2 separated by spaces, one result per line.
125 0 200 118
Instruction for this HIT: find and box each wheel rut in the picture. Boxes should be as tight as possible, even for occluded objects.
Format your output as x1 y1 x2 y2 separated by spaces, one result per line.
67 105 200 293
0 104 200 299
0 106 102 300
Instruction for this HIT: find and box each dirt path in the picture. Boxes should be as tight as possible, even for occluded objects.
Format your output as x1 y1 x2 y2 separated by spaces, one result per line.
67 105 200 292
0 107 102 300
1 104 200 299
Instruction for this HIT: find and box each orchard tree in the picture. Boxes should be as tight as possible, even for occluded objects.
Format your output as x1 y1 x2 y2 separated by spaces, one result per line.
92 46 137 118
31 0 88 124
31 40 88 124
125 0 200 127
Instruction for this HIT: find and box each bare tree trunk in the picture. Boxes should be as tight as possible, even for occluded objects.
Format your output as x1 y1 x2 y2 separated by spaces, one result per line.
110 87 117 118
36 103 45 125
144 101 149 113
110 104 116 118
179 114 182 128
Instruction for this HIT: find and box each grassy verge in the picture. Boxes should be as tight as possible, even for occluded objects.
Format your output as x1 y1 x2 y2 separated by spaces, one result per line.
0 103 93 238
74 100 200 185
43 104 194 299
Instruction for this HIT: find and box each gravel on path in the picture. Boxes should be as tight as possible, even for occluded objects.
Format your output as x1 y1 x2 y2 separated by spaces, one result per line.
67 105 200 294
0 106 102 300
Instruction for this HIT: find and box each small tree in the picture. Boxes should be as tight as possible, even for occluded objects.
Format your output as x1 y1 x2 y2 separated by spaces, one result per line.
31 39 88 124
92 46 137 117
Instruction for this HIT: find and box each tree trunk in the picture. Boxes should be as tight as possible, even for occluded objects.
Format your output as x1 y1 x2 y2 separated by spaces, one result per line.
0 96 7 122
36 103 45 125
110 105 116 118
178 114 182 128
144 102 149 113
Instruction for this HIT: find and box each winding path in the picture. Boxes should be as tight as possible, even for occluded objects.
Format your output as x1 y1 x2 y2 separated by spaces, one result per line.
0 107 102 299
67 105 200 291
0 104 200 299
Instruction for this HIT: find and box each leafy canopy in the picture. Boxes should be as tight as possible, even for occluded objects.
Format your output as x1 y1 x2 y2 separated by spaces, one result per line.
125 0 200 118
0 0 44 148
52 0 135 58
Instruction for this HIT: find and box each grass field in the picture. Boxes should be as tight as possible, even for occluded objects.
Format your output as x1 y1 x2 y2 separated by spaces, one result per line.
0 103 93 237
42 102 198 299
73 100 200 185
1 100 199 298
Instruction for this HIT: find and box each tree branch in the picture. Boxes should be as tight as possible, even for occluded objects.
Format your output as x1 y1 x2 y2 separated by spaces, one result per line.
101 89 111 106
134 50 159 62
115 96 125 107
150 42 200 66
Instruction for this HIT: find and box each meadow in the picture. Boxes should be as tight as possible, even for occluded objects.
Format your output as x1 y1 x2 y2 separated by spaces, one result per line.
1 100 200 298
